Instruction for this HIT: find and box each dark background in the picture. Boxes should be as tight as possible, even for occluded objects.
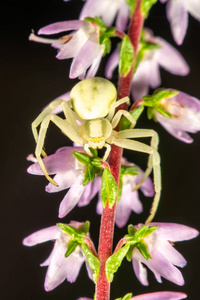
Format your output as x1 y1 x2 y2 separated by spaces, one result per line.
1 1 200 299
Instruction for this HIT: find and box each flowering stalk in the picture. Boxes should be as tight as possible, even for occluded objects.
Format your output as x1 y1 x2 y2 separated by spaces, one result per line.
95 1 144 299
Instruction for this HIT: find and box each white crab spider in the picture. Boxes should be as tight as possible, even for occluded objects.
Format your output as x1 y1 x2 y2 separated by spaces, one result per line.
32 77 161 223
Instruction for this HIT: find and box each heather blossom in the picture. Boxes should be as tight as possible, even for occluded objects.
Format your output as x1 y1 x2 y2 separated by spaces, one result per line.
154 90 200 143
27 146 101 218
28 149 154 227
131 222 199 286
105 29 189 101
80 0 130 31
29 19 104 79
23 221 92 291
160 0 200 45
77 291 187 299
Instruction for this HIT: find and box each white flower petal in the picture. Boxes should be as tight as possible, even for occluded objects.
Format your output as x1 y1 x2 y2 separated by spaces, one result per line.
156 37 189 75
23 226 59 246
59 174 85 218
166 0 188 45
38 20 84 35
187 0 200 20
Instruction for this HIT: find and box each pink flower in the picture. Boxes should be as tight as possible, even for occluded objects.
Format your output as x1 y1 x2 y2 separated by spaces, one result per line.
105 29 189 100
131 222 199 286
29 19 104 79
154 90 200 143
23 221 91 291
77 291 187 300
160 0 200 45
80 0 129 31
27 147 101 218
97 157 154 228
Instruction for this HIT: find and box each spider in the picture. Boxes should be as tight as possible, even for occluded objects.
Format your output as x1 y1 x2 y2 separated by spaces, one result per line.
32 77 161 223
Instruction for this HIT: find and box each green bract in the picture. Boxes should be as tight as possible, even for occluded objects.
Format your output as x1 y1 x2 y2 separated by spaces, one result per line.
119 35 134 77
85 16 116 56
81 244 100 283
124 224 158 260
73 150 102 186
106 244 130 282
142 89 179 120
141 0 158 18
101 167 118 208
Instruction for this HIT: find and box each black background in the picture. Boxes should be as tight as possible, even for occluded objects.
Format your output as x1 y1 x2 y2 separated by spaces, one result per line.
1 1 200 299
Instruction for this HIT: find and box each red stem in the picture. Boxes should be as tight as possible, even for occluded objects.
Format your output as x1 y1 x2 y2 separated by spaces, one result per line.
95 2 144 299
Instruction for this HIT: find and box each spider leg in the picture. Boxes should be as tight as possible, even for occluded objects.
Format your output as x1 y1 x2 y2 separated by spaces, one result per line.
35 114 85 186
113 129 161 223
107 96 130 121
111 110 136 129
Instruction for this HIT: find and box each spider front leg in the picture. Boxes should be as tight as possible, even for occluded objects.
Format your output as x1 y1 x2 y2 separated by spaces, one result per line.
32 99 79 156
113 129 161 223
34 113 85 186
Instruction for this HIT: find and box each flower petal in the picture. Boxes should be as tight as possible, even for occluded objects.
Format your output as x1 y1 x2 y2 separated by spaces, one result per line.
166 0 188 45
38 20 84 35
150 222 199 242
132 291 187 300
69 32 103 79
132 257 149 286
27 147 78 175
105 47 119 79
23 226 59 246
59 174 85 218
187 0 200 20
156 37 189 75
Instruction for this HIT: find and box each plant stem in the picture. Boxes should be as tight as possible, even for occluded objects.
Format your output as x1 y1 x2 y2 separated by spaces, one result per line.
95 2 144 299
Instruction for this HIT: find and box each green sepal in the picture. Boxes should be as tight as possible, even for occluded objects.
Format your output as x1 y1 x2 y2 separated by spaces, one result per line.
119 35 134 77
115 293 133 300
73 151 91 165
81 244 100 283
136 241 152 260
106 244 130 282
85 17 115 56
141 0 157 18
155 104 172 119
101 167 118 208
125 225 158 260
143 89 179 120
57 222 88 244
120 106 144 130
73 150 103 186
65 239 79 257
121 166 141 176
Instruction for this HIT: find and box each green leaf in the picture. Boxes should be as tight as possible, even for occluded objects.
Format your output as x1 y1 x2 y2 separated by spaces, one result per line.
126 244 135 262
65 240 79 257
119 35 134 77
91 157 102 169
101 167 118 208
81 244 100 283
106 244 130 282
89 147 98 157
141 0 157 18
120 106 144 130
